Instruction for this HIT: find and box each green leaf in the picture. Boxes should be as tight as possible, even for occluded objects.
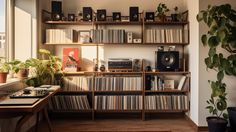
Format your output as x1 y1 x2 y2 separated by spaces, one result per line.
205 57 213 69
196 14 203 21
216 100 227 111
217 71 224 81
208 48 216 57
201 35 207 46
223 113 228 119
203 12 208 23
208 36 220 47
217 30 226 41
209 25 218 34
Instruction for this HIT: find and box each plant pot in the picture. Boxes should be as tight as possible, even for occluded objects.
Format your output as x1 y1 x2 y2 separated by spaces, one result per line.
206 116 228 132
227 107 236 132
0 72 8 83
171 14 179 22
16 69 29 79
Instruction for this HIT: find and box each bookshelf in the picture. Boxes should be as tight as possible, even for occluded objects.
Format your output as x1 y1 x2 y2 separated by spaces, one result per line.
42 8 190 120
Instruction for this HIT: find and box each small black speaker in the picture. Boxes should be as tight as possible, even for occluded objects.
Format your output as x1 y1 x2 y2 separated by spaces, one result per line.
113 12 121 21
97 9 106 21
129 7 139 21
68 14 75 21
83 7 93 21
146 12 154 21
145 75 152 90
155 51 179 71
51 1 62 21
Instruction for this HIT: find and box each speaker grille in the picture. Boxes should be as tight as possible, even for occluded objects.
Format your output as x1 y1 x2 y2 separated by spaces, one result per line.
155 51 179 71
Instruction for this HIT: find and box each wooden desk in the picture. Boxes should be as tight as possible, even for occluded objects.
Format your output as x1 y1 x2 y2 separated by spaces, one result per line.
0 86 60 132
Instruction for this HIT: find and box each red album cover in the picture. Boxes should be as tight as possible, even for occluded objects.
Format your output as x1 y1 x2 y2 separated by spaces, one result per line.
63 48 79 72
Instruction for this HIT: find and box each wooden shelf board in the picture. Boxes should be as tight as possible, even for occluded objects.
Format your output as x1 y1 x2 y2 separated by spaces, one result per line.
44 43 97 46
94 91 142 94
145 71 190 75
57 91 93 94
94 21 142 25
145 90 188 93
63 71 96 75
44 21 93 25
94 110 142 113
96 71 143 74
145 109 188 113
97 43 189 45
50 109 93 113
144 21 189 25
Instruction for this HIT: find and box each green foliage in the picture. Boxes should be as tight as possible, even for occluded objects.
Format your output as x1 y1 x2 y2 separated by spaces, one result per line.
0 57 10 73
197 4 236 119
155 3 169 17
25 49 63 87
8 59 30 73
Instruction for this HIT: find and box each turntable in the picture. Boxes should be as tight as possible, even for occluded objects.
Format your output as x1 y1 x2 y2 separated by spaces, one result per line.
10 89 49 98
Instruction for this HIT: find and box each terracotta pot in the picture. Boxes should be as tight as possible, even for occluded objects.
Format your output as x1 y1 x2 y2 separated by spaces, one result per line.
16 69 29 79
0 72 8 83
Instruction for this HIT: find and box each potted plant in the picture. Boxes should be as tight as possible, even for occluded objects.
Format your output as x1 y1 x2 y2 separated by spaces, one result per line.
197 4 236 132
0 57 10 83
8 60 30 79
25 49 63 87
155 3 169 22
171 6 179 22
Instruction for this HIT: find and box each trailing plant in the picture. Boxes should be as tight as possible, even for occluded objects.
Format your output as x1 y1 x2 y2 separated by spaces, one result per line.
197 4 236 119
25 49 63 87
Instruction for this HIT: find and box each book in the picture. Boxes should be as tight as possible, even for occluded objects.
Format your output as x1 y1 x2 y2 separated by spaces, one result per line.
63 48 79 72
177 76 187 90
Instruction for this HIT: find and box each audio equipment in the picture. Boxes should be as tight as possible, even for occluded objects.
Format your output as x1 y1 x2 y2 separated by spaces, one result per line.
127 32 133 43
129 7 139 21
145 75 152 90
68 14 75 21
51 1 62 21
133 38 142 43
97 9 106 21
112 12 121 21
83 7 93 21
146 12 155 21
155 51 179 71
10 89 49 98
108 58 133 71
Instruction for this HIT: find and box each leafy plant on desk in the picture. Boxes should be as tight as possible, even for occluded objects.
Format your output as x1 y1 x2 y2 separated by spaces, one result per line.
26 49 63 87
197 4 236 120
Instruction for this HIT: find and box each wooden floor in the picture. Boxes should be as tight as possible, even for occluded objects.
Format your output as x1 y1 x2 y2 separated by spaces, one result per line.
37 113 204 132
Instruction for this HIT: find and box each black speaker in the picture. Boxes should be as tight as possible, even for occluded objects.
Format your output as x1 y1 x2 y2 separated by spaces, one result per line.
129 7 139 21
155 51 179 71
83 7 93 21
68 14 75 21
113 12 121 21
146 12 154 21
145 75 152 90
51 1 62 21
97 9 106 21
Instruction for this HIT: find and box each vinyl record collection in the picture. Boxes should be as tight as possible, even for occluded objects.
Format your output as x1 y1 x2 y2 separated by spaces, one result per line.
63 76 94 91
91 29 126 43
45 29 77 43
94 95 143 110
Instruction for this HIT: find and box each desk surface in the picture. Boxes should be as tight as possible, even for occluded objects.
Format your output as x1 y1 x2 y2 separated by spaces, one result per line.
0 86 60 114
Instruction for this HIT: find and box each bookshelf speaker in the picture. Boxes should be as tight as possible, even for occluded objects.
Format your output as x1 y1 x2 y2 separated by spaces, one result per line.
97 9 106 21
112 12 121 21
155 51 179 71
145 12 154 21
83 7 93 21
51 1 62 21
129 7 139 21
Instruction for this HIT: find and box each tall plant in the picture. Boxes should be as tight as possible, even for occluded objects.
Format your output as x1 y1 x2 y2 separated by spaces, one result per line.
197 4 236 119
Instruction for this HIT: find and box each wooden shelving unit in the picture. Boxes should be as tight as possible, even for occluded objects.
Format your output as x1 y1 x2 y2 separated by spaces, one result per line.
42 9 190 120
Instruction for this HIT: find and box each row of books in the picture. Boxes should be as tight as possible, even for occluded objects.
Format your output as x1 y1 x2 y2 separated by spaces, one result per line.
145 95 188 110
48 95 91 110
63 76 93 91
149 76 188 91
45 29 78 43
91 29 126 43
95 77 142 91
94 95 143 110
145 29 185 43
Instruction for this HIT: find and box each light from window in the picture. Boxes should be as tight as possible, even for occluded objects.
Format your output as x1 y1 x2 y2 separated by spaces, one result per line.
0 0 6 59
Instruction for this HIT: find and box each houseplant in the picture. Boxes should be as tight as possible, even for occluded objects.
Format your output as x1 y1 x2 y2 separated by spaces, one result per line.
25 49 63 87
0 57 10 83
197 4 236 132
155 3 169 22
8 60 30 79
171 6 179 22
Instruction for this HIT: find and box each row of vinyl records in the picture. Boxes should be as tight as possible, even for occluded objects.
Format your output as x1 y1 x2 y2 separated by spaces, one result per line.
145 95 188 110
145 29 187 43
48 95 188 111
94 95 143 110
48 95 91 110
91 29 126 43
45 29 78 43
63 76 142 91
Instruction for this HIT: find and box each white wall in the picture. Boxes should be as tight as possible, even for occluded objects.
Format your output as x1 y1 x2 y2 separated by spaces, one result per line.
14 0 37 61
198 0 236 126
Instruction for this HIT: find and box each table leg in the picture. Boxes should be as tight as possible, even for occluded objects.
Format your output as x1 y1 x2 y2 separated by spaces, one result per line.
15 114 32 132
35 112 40 132
43 108 52 132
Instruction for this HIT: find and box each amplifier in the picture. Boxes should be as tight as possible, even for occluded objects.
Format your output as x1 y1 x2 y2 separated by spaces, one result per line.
108 58 133 71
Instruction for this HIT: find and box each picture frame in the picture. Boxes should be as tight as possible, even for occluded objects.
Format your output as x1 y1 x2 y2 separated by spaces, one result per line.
78 30 91 43
164 80 175 89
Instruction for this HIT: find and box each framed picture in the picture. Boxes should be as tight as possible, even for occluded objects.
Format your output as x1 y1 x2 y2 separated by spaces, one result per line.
63 48 79 72
164 80 175 89
79 30 91 43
